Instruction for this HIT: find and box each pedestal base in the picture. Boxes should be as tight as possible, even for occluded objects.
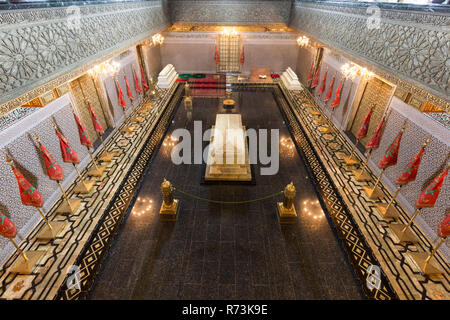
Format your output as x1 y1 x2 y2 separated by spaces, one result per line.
409 252 444 276
390 224 419 243
363 186 384 200
131 116 144 123
277 202 297 224
314 117 327 125
160 199 179 221
352 169 371 181
139 103 152 114
376 203 400 219
87 165 107 177
36 221 66 240
99 150 120 163
56 198 82 215
336 152 348 160
319 126 333 134
121 125 137 134
9 251 46 274
308 109 321 116
342 155 360 167
73 180 96 194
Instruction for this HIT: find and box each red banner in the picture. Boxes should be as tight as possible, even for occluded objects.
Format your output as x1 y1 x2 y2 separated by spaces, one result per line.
317 70 328 96
0 212 17 239
116 81 127 109
307 60 314 82
330 80 343 109
378 131 403 169
395 146 425 185
134 70 143 94
12 167 44 207
240 46 245 64
55 130 80 164
88 103 104 135
214 46 220 63
366 118 385 150
438 214 450 238
324 75 335 102
140 64 149 92
40 144 64 181
416 168 448 208
356 108 373 140
74 114 93 148
124 74 134 101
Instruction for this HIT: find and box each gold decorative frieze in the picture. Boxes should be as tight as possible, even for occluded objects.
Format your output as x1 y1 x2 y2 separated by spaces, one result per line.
290 2 450 110
292 30 449 114
0 1 169 116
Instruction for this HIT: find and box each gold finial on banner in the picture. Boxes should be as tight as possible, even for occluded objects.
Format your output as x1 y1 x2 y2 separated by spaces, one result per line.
401 120 407 133
423 135 432 147
33 133 41 144
68 103 75 114
50 120 57 131
5 154 14 168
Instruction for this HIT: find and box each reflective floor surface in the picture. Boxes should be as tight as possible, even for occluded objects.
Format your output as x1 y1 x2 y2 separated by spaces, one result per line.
89 88 365 299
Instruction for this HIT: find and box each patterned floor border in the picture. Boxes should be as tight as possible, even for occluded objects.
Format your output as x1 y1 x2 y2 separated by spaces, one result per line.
55 84 184 300
54 84 183 300
3 80 447 300
0 85 180 300
272 84 397 300
279 84 449 300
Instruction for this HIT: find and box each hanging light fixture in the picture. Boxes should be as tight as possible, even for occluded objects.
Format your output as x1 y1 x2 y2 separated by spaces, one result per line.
358 66 375 80
152 33 165 46
341 62 374 81
221 27 239 37
341 63 357 81
297 35 310 48
87 60 121 78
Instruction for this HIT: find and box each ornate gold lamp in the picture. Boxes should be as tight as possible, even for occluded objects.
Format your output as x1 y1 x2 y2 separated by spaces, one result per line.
159 179 179 221
277 182 298 224
296 35 310 48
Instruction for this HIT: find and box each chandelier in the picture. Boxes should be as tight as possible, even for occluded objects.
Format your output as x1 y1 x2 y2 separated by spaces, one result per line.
341 62 374 81
296 35 310 47
88 60 121 78
152 33 164 46
221 27 238 37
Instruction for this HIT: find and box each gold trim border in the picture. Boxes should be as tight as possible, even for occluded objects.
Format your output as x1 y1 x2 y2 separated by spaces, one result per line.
0 27 168 118
293 30 449 113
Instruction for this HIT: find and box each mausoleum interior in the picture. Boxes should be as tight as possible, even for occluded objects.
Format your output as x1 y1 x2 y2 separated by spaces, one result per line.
0 0 448 301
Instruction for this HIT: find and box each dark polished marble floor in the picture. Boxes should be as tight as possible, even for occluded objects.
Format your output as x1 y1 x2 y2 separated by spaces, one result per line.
89 88 365 300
